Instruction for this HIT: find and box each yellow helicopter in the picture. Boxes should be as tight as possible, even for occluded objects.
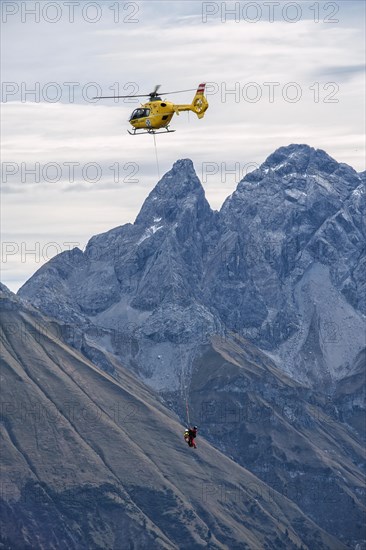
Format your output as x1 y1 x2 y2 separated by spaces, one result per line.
94 84 209 135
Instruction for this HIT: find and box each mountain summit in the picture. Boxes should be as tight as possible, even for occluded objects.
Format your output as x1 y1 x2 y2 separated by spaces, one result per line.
263 143 354 182
135 158 209 227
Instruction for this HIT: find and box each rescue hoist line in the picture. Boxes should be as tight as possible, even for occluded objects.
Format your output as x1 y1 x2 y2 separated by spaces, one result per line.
185 396 190 427
153 133 160 179
152 142 193 433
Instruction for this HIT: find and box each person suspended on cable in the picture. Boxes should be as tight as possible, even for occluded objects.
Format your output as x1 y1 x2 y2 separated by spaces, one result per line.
184 426 198 448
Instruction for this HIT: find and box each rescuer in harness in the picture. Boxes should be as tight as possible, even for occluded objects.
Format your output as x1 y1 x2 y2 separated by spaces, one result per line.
184 426 198 449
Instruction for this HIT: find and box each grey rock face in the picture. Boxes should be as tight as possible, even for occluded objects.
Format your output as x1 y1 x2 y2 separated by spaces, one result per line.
18 145 365 391
217 144 365 385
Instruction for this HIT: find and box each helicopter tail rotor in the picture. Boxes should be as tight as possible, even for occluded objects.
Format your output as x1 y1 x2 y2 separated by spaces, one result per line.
191 83 209 119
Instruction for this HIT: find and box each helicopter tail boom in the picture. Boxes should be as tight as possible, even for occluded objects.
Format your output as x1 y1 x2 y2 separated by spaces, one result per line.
174 83 209 118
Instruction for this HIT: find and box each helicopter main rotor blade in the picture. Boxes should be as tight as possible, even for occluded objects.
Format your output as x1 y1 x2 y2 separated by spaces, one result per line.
158 88 197 95
93 87 198 100
93 94 153 99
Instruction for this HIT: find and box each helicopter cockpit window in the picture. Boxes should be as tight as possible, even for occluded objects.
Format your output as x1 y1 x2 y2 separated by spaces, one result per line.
130 108 150 120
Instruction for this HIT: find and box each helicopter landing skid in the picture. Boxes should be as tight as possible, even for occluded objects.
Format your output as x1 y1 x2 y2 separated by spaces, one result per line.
127 128 176 136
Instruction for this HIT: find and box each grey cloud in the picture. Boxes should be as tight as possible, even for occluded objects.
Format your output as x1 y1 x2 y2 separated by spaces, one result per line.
312 64 365 81
1 186 23 194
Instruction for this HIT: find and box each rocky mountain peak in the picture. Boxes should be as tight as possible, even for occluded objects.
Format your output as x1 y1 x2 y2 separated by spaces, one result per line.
240 143 361 197
260 143 353 177
134 158 210 227
263 143 314 173
225 144 362 220
262 143 339 175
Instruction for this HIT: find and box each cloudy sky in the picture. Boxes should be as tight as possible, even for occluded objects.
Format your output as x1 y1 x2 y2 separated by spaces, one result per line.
1 0 365 291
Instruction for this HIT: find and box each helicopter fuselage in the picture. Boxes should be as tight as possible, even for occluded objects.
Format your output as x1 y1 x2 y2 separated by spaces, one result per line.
129 100 176 130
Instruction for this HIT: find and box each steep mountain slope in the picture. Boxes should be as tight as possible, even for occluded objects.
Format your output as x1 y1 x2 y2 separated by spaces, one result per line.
181 334 365 545
1 287 348 549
